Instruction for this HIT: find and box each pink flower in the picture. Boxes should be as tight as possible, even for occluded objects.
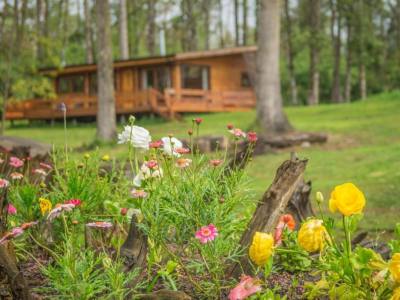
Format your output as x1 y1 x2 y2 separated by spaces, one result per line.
175 158 192 168
10 172 23 180
194 118 203 125
130 189 148 199
0 178 10 188
0 158 4 164
247 132 258 143
274 214 296 246
149 140 163 149
0 222 38 245
47 203 75 221
210 159 223 167
120 207 128 216
228 275 262 300
86 221 113 229
7 203 17 215
229 128 246 139
65 199 82 207
146 160 158 170
195 224 218 244
33 168 47 176
175 147 190 154
9 157 24 168
39 162 52 170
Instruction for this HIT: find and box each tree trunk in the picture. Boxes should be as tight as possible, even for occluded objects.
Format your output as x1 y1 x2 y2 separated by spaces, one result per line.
307 0 320 105
284 0 298 105
330 0 342 103
182 0 197 51
147 0 156 55
84 0 94 64
202 0 210 50
95 0 117 141
256 0 292 134
234 0 240 46
218 0 224 47
344 16 352 102
255 0 259 43
359 63 367 100
243 0 248 45
119 0 129 59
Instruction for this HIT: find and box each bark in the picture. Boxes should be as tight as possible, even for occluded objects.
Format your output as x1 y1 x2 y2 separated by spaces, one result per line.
95 0 117 141
256 0 292 134
227 157 308 278
359 63 367 100
255 0 259 42
181 0 197 51
218 0 224 47
284 0 298 105
344 16 352 102
84 0 94 64
202 0 210 50
0 1 8 42
147 0 156 55
234 0 240 46
330 0 343 103
119 0 129 59
243 0 248 45
307 0 320 105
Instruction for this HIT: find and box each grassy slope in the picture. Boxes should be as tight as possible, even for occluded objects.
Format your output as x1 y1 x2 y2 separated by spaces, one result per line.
7 92 400 230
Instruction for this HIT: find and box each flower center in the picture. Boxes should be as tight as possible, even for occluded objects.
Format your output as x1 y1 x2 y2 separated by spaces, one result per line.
202 228 211 236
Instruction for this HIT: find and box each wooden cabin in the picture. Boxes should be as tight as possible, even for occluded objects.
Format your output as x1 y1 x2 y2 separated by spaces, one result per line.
6 46 257 121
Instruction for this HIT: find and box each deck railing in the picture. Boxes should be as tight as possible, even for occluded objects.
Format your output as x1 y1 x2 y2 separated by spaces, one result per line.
6 88 255 120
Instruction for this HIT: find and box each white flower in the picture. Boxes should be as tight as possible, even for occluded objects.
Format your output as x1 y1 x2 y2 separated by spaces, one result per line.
47 203 75 221
161 137 183 157
118 125 151 150
133 162 163 187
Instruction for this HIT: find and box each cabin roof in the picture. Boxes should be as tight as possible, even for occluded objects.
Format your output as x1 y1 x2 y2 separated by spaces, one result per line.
41 46 257 76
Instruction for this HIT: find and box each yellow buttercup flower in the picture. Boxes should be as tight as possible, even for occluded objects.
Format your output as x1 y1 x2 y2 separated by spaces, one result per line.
249 232 274 266
39 198 52 216
101 154 110 162
391 287 400 300
389 253 400 283
329 183 366 216
298 219 327 252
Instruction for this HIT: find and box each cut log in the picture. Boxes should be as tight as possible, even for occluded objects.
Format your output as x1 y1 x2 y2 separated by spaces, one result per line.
135 289 192 300
262 131 327 148
0 136 50 159
285 180 314 228
120 215 148 271
226 156 308 278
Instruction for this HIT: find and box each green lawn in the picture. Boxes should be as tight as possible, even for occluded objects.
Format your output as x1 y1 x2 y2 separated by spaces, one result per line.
7 91 400 230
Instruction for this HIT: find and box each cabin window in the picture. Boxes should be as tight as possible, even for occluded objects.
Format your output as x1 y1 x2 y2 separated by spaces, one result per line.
181 65 210 90
139 67 171 91
241 72 251 87
58 75 85 94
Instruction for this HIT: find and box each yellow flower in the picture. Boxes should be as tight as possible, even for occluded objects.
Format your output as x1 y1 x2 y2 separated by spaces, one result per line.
84 153 90 159
298 219 327 252
389 253 400 283
329 183 366 216
391 287 400 300
249 232 274 266
39 198 52 216
101 154 110 161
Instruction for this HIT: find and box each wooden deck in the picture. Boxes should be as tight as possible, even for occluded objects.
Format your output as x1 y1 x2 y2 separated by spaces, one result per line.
5 88 255 121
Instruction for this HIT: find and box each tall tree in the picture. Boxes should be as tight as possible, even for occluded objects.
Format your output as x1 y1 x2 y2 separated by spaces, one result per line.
84 0 94 64
202 0 211 50
119 0 129 59
307 0 320 105
234 0 240 46
242 0 248 45
329 0 343 103
344 4 353 102
146 0 156 55
95 0 116 141
284 0 298 105
218 0 225 47
256 0 292 134
181 0 197 51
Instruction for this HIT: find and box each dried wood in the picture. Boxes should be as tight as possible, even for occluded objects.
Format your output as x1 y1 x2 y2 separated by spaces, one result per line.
226 156 308 278
135 289 192 300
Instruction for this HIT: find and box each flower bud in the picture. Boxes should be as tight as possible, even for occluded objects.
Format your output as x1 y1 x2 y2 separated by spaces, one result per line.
316 191 324 204
120 207 128 216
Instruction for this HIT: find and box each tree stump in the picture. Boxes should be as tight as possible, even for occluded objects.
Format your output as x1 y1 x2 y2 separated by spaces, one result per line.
226 156 308 278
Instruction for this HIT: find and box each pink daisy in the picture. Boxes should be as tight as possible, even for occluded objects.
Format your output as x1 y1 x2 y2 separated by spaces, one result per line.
146 160 159 170
229 128 246 139
228 275 262 300
65 199 82 207
10 172 23 180
195 224 218 244
33 168 47 176
9 157 24 168
175 147 190 155
86 221 113 229
47 203 75 221
39 162 52 170
130 189 148 199
175 158 192 169
149 140 163 149
7 203 17 215
0 178 10 188
247 132 258 143
210 159 223 167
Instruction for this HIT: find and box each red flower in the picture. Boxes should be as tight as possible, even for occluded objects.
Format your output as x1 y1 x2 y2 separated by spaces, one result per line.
146 160 158 170
149 140 163 149
120 207 128 216
247 131 258 143
210 159 223 167
194 118 203 125
227 123 234 130
65 199 82 207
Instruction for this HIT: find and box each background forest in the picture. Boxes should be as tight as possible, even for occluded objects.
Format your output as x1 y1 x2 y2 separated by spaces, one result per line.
1 0 400 109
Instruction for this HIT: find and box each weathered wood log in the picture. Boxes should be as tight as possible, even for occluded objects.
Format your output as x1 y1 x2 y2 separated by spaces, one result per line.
0 136 50 159
226 157 308 278
134 289 192 300
120 215 148 272
262 132 327 148
285 180 314 228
